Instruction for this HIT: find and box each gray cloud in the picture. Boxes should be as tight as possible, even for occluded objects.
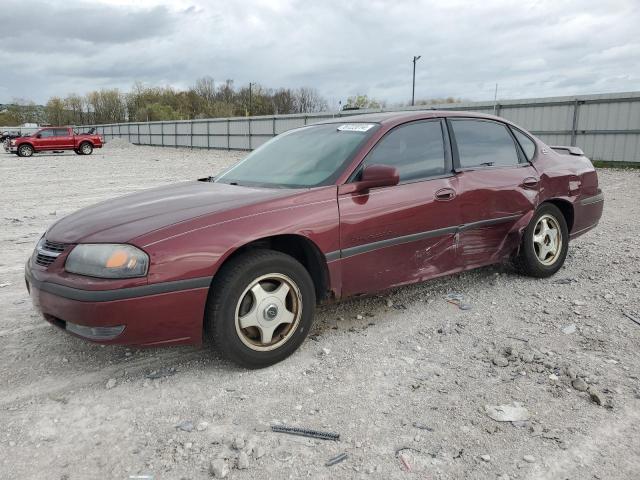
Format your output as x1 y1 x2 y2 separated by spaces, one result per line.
0 0 639 105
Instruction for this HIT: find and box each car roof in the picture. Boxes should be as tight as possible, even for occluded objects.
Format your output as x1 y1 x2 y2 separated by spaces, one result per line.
315 110 509 127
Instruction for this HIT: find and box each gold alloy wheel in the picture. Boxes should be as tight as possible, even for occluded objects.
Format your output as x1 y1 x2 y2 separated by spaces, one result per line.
234 273 302 352
532 214 563 266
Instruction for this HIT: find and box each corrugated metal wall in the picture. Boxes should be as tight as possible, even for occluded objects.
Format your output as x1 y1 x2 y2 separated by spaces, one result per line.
81 91 640 163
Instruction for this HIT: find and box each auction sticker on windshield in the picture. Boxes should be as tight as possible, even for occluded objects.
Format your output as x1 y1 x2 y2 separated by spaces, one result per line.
337 124 376 132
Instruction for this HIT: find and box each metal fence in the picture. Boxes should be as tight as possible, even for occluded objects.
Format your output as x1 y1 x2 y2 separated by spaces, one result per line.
75 90 640 164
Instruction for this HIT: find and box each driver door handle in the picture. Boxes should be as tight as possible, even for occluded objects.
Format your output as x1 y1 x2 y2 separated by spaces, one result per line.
435 188 456 201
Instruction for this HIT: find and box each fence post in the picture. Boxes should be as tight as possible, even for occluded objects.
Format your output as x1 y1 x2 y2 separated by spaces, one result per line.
206 121 210 149
227 119 231 150
248 117 252 150
495 103 501 118
161 122 164 147
174 122 178 149
570 99 581 147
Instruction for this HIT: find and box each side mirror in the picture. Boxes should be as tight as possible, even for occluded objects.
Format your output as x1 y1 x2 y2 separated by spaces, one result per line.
35 134 41 138
353 164 400 192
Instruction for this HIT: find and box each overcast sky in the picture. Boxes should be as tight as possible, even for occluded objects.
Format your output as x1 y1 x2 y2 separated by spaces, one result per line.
1 0 638 107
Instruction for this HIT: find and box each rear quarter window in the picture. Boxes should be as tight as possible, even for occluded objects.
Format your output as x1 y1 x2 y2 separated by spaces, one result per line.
511 128 536 161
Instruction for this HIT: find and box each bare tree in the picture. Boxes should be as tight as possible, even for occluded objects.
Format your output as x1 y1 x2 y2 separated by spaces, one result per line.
294 87 328 113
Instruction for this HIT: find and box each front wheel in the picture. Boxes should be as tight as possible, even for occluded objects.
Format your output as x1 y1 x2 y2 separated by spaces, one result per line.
18 144 33 157
514 203 569 278
79 142 93 155
204 249 316 368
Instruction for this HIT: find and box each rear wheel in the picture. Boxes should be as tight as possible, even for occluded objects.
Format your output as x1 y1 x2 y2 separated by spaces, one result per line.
18 144 33 157
204 249 316 368
514 203 569 278
79 142 93 155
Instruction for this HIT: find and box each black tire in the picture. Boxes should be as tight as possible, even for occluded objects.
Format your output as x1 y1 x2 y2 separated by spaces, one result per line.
18 144 33 157
79 142 93 155
204 249 316 369
514 203 569 278
74 149 82 155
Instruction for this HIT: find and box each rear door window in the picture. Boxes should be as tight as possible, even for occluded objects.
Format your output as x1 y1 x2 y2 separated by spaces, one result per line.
54 128 69 137
450 119 521 168
362 120 446 182
39 129 55 138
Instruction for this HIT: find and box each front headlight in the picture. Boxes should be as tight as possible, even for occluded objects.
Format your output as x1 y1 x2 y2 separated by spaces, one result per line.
65 244 149 278
10 140 16 145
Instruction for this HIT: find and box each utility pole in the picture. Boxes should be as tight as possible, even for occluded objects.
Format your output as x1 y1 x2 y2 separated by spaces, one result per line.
248 82 253 116
411 55 421 106
493 83 498 115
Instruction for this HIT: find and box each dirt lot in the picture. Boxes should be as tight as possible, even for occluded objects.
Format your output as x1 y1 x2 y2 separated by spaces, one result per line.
1 141 639 480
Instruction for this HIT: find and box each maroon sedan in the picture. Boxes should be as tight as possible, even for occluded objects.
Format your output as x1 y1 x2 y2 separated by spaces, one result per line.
25 111 603 368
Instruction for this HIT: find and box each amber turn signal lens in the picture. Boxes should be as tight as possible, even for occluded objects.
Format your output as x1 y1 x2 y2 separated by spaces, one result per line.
105 250 129 268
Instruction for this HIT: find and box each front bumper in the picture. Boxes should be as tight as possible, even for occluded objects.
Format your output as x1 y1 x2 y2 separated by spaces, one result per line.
25 262 210 346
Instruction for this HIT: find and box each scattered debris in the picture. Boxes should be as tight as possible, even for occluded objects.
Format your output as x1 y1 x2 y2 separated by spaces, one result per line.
445 293 472 310
480 454 491 462
321 347 331 356
484 404 530 422
0 282 12 288
412 422 434 431
398 452 412 472
623 311 640 327
105 378 117 390
562 324 577 334
145 367 177 379
271 425 340 441
552 278 577 285
175 420 194 432
325 452 348 467
523 455 536 463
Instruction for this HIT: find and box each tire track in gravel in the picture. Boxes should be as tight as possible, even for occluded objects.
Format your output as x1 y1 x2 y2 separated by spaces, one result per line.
1 348 207 406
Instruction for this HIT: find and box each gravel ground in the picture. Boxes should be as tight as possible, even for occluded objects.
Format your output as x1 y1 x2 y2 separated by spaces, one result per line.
1 140 639 480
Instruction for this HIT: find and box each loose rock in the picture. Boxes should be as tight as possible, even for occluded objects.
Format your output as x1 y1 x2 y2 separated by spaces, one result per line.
484 404 530 422
237 452 249 469
209 459 229 478
493 356 509 367
571 378 588 392
175 420 194 432
105 378 116 390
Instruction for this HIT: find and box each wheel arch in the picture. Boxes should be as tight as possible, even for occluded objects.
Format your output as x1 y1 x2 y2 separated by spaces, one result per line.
542 198 575 233
215 234 331 302
79 140 94 148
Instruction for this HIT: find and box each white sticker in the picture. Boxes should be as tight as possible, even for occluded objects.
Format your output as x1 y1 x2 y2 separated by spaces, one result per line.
337 124 375 132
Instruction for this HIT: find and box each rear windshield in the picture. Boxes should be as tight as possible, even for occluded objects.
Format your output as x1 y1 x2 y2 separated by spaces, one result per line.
215 123 379 188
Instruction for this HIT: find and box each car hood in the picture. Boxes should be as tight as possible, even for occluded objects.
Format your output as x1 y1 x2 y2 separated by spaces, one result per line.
46 180 296 244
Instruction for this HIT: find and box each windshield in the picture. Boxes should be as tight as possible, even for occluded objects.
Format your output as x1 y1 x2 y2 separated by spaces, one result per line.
215 123 379 188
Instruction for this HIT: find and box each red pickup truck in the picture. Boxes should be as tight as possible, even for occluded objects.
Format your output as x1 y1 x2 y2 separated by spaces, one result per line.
9 127 103 157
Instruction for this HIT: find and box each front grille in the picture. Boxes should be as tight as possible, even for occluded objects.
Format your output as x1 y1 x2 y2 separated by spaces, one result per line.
43 240 66 253
34 239 68 267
